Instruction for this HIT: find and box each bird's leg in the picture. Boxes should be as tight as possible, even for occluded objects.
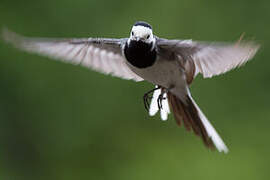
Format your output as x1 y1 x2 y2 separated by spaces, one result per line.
143 86 161 111
157 85 174 110
157 88 168 110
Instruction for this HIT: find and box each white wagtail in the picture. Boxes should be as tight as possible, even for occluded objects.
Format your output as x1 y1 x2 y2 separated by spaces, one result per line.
2 21 260 153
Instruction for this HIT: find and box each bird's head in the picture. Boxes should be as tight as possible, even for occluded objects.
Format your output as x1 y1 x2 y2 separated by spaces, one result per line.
129 21 155 44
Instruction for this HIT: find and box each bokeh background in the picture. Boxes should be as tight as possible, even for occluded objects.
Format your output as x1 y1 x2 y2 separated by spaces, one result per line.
0 0 269 179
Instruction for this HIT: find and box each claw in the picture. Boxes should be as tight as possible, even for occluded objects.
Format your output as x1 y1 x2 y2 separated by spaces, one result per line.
143 93 151 111
157 89 168 110
157 94 162 109
143 86 161 112
157 93 166 110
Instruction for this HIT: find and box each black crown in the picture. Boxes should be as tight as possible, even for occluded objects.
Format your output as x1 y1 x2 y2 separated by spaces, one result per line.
134 21 152 29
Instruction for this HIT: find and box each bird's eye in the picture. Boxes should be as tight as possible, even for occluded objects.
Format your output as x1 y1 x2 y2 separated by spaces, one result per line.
147 35 150 39
132 31 134 36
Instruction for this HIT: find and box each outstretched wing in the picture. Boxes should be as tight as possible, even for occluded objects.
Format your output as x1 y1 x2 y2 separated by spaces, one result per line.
157 38 260 79
2 29 143 81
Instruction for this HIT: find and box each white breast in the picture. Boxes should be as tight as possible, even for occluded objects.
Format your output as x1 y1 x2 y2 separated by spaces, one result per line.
126 57 188 99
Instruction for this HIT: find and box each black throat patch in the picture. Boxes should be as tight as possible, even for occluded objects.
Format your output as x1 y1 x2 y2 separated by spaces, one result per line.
124 40 157 68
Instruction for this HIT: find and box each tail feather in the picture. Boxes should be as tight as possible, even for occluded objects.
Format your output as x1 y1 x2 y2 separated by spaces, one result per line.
189 95 229 153
168 93 190 130
167 92 228 153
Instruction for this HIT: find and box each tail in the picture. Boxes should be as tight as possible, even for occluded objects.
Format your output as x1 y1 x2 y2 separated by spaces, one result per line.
167 91 229 153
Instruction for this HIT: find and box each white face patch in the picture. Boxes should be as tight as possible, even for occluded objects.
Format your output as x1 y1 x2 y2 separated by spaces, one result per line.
130 25 154 43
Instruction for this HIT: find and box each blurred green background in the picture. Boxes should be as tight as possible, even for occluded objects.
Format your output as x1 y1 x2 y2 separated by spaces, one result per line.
0 0 269 179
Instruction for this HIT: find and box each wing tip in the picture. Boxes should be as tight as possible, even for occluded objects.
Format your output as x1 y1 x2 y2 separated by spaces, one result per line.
236 38 261 57
1 27 23 48
2 27 13 42
1 27 8 42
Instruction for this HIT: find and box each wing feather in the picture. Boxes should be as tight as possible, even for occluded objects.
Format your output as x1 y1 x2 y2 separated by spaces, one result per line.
2 29 143 81
157 38 260 79
193 42 259 78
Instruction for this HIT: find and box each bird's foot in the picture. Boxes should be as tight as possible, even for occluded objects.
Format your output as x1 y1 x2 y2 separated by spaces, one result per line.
157 90 167 110
143 86 161 111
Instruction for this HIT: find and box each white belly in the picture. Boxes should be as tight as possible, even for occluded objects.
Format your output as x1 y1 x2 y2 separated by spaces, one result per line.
126 58 188 99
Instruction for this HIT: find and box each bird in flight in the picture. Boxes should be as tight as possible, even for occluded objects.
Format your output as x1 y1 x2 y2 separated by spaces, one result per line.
2 21 260 153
